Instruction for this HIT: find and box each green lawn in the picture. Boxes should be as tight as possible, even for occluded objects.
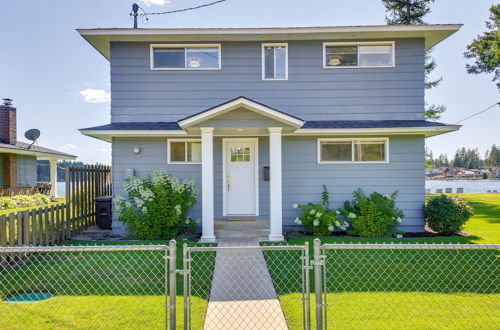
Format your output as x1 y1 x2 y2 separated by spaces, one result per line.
0 240 215 329
263 193 500 329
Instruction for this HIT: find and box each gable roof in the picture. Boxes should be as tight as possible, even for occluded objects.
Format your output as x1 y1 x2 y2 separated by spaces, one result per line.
77 24 462 60
177 96 305 128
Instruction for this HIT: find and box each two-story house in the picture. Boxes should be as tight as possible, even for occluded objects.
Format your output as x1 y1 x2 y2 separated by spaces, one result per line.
79 25 461 242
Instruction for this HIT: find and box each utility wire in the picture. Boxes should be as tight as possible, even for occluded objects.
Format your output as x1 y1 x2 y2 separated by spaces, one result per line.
454 102 500 124
140 0 227 16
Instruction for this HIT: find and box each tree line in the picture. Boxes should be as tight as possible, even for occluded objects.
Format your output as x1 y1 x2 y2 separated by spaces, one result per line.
426 145 500 169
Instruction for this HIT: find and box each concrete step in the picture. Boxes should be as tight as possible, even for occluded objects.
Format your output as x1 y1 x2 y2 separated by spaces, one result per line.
214 219 269 230
215 228 270 240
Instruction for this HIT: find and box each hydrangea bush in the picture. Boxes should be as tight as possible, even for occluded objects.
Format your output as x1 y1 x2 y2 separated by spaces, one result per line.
342 188 404 238
116 170 198 240
293 185 348 236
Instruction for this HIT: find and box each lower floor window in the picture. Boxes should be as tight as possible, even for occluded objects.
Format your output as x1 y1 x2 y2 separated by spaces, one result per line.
318 138 388 163
168 140 201 164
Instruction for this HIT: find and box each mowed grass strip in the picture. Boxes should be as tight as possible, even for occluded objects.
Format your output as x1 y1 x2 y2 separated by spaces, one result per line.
0 240 215 329
264 194 500 329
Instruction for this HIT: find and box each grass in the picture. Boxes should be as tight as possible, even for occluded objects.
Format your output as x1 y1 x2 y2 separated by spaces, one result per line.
0 239 215 329
263 193 500 329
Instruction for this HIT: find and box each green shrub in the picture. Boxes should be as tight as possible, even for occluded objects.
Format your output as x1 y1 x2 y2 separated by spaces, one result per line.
341 188 404 238
0 193 52 210
424 194 474 235
293 185 348 236
116 169 198 240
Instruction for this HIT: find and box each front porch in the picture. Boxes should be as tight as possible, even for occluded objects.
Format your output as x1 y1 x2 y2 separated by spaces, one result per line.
179 98 306 242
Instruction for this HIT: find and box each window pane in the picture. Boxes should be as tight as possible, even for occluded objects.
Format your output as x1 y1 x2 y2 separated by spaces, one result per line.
154 48 185 68
275 47 287 79
321 142 352 161
359 53 393 66
354 142 386 161
325 46 357 66
231 147 250 162
186 47 219 68
359 45 393 66
264 47 275 79
187 142 201 162
170 142 186 162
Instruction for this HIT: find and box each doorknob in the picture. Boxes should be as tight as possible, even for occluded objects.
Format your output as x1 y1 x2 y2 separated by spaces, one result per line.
227 176 230 191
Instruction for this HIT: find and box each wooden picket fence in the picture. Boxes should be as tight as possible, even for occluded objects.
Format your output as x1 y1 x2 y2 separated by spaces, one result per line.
0 165 112 249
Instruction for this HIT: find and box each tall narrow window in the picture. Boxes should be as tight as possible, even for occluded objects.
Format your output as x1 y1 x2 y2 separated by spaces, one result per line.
262 44 288 80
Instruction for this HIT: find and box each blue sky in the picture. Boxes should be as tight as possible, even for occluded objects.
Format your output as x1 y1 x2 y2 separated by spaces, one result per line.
1 0 498 164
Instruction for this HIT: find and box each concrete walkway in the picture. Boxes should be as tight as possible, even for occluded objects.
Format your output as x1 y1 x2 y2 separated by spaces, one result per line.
203 238 287 329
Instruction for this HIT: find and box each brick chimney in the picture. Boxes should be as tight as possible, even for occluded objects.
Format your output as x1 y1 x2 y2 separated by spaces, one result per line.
0 98 17 145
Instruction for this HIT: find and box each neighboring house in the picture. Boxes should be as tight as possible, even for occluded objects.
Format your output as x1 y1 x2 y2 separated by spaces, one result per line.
79 24 461 241
0 99 76 196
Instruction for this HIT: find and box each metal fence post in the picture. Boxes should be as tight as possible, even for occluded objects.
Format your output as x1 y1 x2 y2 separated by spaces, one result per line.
313 238 323 330
168 240 177 330
304 241 311 330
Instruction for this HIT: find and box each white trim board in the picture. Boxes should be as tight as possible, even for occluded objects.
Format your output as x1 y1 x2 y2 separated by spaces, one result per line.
177 97 304 128
222 138 259 217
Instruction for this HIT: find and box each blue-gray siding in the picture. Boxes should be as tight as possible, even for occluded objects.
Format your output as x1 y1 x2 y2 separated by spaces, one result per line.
109 38 425 123
112 135 425 233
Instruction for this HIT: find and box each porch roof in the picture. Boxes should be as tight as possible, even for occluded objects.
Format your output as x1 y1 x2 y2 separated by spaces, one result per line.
0 141 77 160
80 119 460 141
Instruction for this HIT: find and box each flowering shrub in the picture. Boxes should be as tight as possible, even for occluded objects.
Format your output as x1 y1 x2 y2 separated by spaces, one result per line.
0 193 52 210
341 188 404 238
293 185 348 235
116 170 198 240
424 194 473 235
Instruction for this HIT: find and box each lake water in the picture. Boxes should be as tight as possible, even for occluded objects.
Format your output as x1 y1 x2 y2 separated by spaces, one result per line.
426 180 500 193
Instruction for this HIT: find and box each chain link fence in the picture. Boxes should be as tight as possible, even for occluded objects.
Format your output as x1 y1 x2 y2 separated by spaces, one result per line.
184 244 310 330
317 243 500 330
0 245 170 330
1 242 498 330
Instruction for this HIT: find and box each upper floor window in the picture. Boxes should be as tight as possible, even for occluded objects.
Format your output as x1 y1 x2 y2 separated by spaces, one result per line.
262 43 288 80
150 44 221 70
323 42 395 68
318 138 389 163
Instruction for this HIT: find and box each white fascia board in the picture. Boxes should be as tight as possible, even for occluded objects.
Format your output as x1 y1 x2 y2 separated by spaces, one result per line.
178 97 304 128
293 125 460 137
80 129 188 142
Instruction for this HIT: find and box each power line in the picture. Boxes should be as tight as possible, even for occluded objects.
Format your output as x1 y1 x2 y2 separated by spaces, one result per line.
142 0 227 15
454 102 500 124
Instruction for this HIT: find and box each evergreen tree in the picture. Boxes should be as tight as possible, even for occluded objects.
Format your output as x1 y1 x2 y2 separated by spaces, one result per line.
464 4 500 90
381 0 446 120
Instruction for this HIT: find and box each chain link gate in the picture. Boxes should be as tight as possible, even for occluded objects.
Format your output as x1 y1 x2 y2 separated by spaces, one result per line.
313 241 500 330
182 243 311 330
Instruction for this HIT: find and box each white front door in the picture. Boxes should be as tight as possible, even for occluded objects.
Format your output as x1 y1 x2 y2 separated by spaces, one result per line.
224 139 258 216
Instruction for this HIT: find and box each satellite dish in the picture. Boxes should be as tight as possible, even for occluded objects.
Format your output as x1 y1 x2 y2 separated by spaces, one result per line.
25 129 41 142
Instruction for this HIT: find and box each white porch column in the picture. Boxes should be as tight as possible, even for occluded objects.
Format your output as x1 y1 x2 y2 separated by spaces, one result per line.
49 157 58 198
200 127 216 243
268 127 284 241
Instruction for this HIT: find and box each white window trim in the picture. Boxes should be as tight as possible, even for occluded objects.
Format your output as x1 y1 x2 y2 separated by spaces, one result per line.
261 43 288 80
167 139 202 164
322 41 395 69
150 44 222 71
317 137 390 164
